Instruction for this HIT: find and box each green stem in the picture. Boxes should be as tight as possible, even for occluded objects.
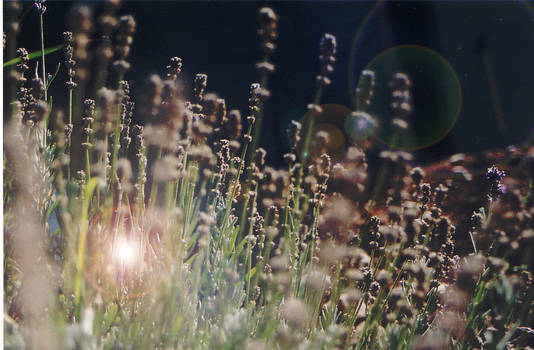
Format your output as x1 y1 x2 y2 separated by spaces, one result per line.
218 123 253 251
110 95 123 195
40 13 47 102
300 88 323 162
85 145 91 182
67 89 73 181
294 82 325 208
469 231 478 254
74 177 100 317
370 131 400 201
148 148 163 208
245 181 259 303
240 76 269 241
68 88 73 126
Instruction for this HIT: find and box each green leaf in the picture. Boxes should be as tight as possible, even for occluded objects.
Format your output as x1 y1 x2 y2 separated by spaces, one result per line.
247 266 257 281
45 199 59 219
225 223 240 258
234 236 249 257
3 44 64 68
102 303 118 331
45 95 53 128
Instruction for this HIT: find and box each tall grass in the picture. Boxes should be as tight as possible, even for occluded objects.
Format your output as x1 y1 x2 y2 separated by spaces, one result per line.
3 2 534 349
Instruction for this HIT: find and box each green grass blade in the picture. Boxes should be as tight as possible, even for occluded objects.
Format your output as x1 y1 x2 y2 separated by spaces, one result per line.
3 44 64 68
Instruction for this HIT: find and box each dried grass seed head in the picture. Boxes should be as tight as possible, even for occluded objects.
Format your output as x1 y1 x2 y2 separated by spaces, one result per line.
258 7 278 56
318 194 357 241
301 269 331 295
157 81 186 131
287 120 302 151
16 48 29 74
82 99 96 127
68 5 93 33
226 109 243 141
389 72 413 118
152 155 181 183
456 254 486 292
97 87 118 134
193 73 208 104
165 56 182 81
62 31 77 88
117 158 133 193
356 69 376 109
30 74 45 101
140 74 163 119
5 2 22 35
376 270 392 286
281 297 311 330
67 5 93 81
115 15 136 57
319 33 337 66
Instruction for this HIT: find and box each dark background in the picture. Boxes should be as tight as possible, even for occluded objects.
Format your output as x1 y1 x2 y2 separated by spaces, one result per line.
6 0 534 165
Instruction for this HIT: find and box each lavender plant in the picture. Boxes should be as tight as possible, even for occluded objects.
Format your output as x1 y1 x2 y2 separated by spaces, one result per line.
3 2 534 350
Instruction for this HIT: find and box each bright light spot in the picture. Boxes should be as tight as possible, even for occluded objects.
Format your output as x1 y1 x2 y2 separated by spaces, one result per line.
345 111 376 141
113 237 139 267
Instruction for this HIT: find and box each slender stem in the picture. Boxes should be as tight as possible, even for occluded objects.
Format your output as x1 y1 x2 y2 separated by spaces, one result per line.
148 148 163 209
300 87 323 162
40 13 47 102
245 195 257 303
220 123 253 236
280 164 293 235
469 231 478 254
485 200 495 229
74 178 100 318
68 88 73 125
371 131 400 201
67 89 73 181
135 147 148 215
240 76 269 239
7 26 17 110
286 86 324 244
110 75 125 193
38 13 49 157
85 145 91 181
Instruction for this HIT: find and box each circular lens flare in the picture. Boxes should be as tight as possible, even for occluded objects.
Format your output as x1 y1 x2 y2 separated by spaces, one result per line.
358 45 462 150
297 104 352 161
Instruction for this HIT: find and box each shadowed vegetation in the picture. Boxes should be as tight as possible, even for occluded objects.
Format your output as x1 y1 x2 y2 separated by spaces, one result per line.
3 1 534 349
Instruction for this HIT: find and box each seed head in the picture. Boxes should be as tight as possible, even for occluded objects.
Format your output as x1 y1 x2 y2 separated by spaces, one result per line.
16 48 29 74
165 56 182 80
34 0 46 16
281 297 311 330
258 7 278 57
193 73 208 104
287 120 302 151
356 69 376 109
486 165 505 201
376 270 392 286
389 72 413 118
319 33 337 60
410 167 425 186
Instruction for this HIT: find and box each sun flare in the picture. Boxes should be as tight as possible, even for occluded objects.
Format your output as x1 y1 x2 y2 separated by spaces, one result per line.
113 237 139 267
